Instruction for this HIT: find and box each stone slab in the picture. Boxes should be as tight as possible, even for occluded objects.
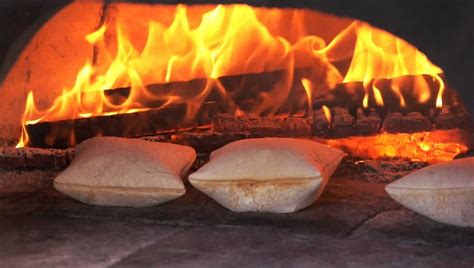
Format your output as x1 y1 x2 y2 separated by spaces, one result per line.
350 209 474 247
29 175 400 237
0 215 179 267
112 226 474 268
188 177 400 237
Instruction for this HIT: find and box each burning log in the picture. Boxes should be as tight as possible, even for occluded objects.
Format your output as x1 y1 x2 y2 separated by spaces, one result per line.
5 107 472 170
26 102 217 148
25 67 315 148
312 75 452 114
25 103 471 149
21 57 472 148
0 146 73 170
92 67 312 110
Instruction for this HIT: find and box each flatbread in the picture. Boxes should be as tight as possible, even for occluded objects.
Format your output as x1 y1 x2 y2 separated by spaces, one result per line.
189 138 344 213
54 137 196 207
386 157 474 227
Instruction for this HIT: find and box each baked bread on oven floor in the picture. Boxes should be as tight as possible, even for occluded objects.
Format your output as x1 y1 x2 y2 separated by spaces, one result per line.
386 157 474 227
189 138 344 213
54 137 196 207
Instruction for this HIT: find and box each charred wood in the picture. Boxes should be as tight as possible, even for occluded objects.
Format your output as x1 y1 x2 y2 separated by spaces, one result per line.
312 108 330 136
25 102 470 149
330 107 355 137
24 64 469 148
312 75 453 114
26 102 217 148
92 67 312 111
353 108 381 136
382 112 433 133
25 67 316 148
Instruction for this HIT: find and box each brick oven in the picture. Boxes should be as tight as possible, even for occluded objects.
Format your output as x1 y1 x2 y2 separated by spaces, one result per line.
1 1 474 266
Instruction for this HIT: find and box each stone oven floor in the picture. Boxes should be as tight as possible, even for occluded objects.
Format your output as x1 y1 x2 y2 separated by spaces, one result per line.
1 158 474 267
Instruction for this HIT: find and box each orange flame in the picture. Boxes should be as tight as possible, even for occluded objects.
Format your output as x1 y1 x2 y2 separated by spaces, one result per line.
342 22 443 108
17 4 448 148
322 105 332 125
373 84 384 107
390 83 407 108
301 78 313 117
85 24 106 44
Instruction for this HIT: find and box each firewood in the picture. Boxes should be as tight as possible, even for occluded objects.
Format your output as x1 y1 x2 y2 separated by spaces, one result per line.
26 105 469 149
312 108 330 136
23 67 470 149
330 107 355 137
93 67 312 109
26 67 315 148
26 102 217 148
354 108 381 135
312 75 451 114
313 82 365 110
24 66 465 149
382 112 433 133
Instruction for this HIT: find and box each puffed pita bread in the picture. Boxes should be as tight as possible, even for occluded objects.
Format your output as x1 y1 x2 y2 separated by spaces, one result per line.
189 138 344 213
386 157 474 227
54 137 196 207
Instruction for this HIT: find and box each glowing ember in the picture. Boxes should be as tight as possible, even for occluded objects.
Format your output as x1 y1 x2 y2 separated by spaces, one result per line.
16 4 449 148
323 130 469 163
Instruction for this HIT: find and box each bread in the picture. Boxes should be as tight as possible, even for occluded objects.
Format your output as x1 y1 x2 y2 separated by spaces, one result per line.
54 137 196 207
386 157 474 227
189 138 344 213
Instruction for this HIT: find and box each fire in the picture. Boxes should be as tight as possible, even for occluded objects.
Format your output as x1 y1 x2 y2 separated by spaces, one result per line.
301 78 313 117
85 24 106 43
342 22 444 108
322 105 332 125
17 4 451 149
324 130 468 163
